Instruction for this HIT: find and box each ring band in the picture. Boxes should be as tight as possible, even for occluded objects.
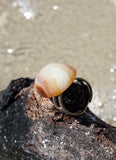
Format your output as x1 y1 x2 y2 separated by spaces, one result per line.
52 77 93 116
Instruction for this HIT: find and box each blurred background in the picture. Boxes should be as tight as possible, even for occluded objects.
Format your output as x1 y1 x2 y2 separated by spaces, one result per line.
0 0 116 126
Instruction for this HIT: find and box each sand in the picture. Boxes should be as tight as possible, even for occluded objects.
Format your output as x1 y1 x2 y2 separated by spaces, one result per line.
0 0 116 126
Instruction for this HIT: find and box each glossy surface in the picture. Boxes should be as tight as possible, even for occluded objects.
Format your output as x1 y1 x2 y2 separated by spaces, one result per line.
35 63 76 98
0 0 116 126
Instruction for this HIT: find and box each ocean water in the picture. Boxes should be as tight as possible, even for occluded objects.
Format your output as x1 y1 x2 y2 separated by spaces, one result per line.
0 0 116 126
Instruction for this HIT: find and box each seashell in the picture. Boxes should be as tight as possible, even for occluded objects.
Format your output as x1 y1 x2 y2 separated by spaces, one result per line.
35 63 77 98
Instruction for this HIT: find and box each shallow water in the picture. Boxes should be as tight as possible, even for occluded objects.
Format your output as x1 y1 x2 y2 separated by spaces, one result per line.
0 0 116 126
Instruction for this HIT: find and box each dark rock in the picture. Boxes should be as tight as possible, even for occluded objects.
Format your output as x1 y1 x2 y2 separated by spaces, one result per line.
0 78 116 160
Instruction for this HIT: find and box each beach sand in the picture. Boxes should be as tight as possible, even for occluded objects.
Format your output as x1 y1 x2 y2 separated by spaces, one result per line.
0 0 116 126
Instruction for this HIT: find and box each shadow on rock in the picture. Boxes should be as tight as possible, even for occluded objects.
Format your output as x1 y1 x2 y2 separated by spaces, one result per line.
0 78 116 160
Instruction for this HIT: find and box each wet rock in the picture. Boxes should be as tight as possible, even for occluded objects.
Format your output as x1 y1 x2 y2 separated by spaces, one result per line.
0 78 116 160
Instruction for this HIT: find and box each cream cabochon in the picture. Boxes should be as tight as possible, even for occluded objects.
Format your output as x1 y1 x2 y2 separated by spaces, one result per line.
35 63 77 98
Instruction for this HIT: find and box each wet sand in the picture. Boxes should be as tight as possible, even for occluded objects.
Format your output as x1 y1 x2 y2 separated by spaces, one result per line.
0 0 116 126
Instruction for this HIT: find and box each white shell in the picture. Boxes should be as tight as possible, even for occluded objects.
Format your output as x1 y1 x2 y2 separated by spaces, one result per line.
35 63 77 98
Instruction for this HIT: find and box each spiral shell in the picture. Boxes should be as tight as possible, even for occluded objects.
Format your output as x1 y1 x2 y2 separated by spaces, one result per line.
35 63 77 98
